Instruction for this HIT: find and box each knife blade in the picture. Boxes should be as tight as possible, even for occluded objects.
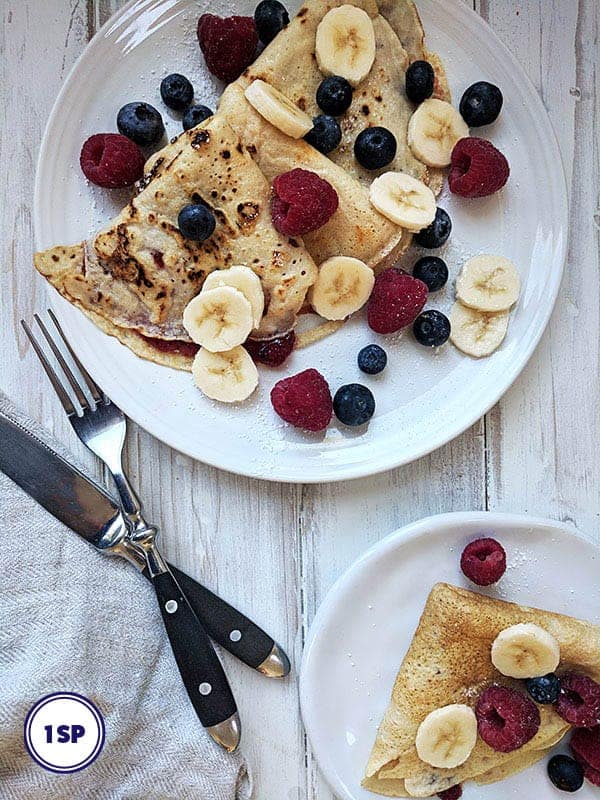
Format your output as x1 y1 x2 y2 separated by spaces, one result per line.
0 410 241 748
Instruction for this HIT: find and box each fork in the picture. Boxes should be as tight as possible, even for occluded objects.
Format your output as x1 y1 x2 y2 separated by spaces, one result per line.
22 310 290 682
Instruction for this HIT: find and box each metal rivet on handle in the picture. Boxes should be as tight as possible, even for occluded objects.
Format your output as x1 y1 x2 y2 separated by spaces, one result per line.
165 600 178 614
229 629 242 642
199 682 212 696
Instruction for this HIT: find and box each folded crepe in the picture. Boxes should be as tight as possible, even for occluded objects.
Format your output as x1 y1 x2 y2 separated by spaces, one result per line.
364 583 600 797
35 115 318 370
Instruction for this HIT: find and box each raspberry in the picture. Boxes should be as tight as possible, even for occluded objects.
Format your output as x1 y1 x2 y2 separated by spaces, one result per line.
476 686 540 752
244 331 296 367
585 766 600 786
449 137 510 198
460 537 506 586
557 673 600 728
270 368 332 432
367 269 428 334
197 14 258 84
80 133 145 189
571 727 600 770
271 169 339 236
437 786 462 800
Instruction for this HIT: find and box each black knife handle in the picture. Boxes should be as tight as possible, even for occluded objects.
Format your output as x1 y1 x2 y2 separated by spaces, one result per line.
152 570 238 733
167 563 279 670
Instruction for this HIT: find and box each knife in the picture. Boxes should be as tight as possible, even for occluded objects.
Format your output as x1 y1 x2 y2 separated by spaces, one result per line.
0 411 240 751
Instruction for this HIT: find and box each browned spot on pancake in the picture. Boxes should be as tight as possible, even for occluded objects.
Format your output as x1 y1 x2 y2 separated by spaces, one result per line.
297 97 306 111
236 142 244 154
375 95 383 102
70 253 76 259
361 104 370 115
191 130 210 148
51 254 59 262
221 149 231 159
246 144 257 156
151 251 165 270
210 190 218 199
237 202 260 230
156 291 166 300
297 6 308 16
97 291 103 301
288 238 300 248
148 213 156 223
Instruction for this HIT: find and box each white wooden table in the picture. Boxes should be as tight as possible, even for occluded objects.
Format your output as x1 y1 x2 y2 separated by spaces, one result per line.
1 1 598 797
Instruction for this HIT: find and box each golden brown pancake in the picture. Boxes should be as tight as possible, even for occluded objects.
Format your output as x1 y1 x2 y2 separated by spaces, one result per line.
35 115 318 367
364 583 600 797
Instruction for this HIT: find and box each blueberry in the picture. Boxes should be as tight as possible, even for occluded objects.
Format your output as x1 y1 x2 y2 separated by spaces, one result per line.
117 102 165 147
182 105 214 131
405 60 435 104
160 74 194 111
333 384 375 426
526 674 561 705
413 310 450 347
412 256 448 292
304 115 342 154
178 204 216 242
316 76 353 116
460 81 503 127
414 207 452 249
547 755 584 793
354 127 397 170
255 0 289 45
358 344 387 375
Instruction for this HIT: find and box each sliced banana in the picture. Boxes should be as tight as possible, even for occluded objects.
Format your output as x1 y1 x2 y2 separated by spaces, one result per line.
456 255 521 312
491 623 561 679
183 286 253 352
415 704 478 769
449 301 509 358
309 256 375 320
408 98 469 168
203 265 264 329
192 346 258 403
369 172 436 231
245 80 313 139
315 5 376 87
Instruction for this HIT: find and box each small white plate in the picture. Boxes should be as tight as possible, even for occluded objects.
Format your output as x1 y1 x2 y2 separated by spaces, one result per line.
34 0 568 482
300 512 600 799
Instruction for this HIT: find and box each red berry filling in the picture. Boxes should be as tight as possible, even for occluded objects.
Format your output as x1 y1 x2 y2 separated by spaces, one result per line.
244 331 296 367
270 368 332 432
571 727 600 770
460 537 506 586
585 766 600 787
80 133 145 189
367 269 428 334
197 14 258 84
449 137 510 198
557 673 600 728
476 686 540 753
271 169 339 237
437 786 462 800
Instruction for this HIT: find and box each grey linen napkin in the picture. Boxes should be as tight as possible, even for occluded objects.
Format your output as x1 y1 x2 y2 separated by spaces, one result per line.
0 392 251 800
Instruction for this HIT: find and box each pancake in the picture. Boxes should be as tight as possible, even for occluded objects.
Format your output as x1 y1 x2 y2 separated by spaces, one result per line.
35 115 318 368
364 583 600 796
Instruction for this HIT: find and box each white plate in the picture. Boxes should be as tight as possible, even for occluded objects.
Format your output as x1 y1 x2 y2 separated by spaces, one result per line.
34 0 568 482
300 512 600 799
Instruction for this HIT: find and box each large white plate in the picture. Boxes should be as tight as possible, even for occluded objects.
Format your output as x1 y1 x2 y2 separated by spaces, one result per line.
300 512 600 799
34 0 568 482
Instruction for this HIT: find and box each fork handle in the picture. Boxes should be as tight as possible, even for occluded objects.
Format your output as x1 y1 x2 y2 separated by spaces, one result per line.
143 563 290 678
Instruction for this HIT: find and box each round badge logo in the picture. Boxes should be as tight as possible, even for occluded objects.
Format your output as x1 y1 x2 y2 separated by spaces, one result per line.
24 692 105 774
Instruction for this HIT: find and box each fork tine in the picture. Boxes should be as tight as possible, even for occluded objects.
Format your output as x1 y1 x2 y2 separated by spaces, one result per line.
33 313 91 412
47 309 105 404
21 320 78 417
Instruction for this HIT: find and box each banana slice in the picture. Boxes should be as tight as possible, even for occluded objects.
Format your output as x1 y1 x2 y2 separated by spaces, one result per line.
315 5 376 87
415 704 478 769
408 98 469 168
369 172 436 231
245 80 313 139
192 346 258 403
449 301 509 358
309 256 375 320
183 286 253 352
456 255 521 312
203 266 265 329
491 623 561 679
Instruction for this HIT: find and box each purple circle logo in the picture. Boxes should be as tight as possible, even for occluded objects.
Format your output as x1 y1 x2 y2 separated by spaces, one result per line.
24 692 105 774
